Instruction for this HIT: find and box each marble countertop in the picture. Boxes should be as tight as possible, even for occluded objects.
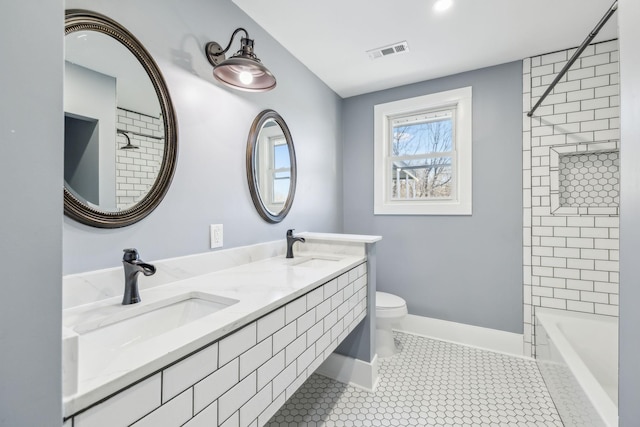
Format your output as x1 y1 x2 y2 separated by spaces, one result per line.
63 237 371 417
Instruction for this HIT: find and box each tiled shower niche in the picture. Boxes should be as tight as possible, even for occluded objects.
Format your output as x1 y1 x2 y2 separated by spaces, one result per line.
560 152 619 206
550 141 620 216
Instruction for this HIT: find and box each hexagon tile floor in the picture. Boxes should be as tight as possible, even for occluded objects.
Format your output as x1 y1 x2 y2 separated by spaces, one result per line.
266 332 563 426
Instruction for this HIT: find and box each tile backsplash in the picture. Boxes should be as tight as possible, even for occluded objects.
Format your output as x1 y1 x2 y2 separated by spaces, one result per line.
522 39 620 357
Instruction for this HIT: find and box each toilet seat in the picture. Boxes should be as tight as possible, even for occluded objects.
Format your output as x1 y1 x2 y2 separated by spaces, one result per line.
376 291 408 319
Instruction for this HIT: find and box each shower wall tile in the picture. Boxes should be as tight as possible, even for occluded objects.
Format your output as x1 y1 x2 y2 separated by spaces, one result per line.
522 57 533 355
522 39 619 357
115 108 164 210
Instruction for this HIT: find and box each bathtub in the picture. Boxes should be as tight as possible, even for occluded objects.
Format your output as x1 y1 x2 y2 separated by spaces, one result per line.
535 308 618 427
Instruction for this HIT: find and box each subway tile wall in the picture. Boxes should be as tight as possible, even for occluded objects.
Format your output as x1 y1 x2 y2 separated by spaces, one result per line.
115 108 164 210
523 39 619 357
67 262 368 427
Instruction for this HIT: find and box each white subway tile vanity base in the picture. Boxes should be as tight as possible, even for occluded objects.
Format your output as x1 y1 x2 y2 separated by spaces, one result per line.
62 234 380 426
69 264 367 427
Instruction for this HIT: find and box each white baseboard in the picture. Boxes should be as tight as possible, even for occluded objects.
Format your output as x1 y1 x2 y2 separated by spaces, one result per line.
316 316 524 390
316 353 379 392
398 314 525 357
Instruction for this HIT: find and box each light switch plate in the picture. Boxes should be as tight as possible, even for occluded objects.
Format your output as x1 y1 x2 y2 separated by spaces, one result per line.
210 224 223 248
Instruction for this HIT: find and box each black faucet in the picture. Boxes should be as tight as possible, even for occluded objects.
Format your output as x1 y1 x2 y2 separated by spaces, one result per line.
286 229 306 259
122 248 156 305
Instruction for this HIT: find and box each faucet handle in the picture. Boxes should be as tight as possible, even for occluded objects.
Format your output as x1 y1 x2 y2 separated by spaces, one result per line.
123 248 139 262
287 229 294 236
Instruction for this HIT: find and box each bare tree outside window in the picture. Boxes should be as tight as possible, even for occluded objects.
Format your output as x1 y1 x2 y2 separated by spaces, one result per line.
391 117 454 199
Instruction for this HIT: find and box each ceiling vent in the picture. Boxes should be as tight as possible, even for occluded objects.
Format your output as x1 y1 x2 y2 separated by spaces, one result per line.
367 41 409 60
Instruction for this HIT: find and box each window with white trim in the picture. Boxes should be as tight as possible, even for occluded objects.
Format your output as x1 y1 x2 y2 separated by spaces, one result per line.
374 87 472 215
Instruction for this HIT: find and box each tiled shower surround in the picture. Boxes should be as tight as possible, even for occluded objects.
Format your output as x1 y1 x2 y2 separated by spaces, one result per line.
522 39 620 356
115 108 164 210
64 263 367 427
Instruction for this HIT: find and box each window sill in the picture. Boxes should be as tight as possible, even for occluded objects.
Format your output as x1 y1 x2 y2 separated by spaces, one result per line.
374 200 472 215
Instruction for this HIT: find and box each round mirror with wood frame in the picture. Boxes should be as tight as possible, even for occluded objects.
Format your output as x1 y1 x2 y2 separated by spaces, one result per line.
64 10 177 228
246 110 297 223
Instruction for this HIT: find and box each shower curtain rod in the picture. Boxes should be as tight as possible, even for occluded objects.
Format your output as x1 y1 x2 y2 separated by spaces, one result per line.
527 0 618 117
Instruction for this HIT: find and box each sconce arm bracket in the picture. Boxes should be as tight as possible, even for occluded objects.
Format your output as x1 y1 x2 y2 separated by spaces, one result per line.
205 27 249 66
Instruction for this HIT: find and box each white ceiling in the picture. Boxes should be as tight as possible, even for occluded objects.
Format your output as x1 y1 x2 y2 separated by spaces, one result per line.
66 30 160 116
232 0 619 98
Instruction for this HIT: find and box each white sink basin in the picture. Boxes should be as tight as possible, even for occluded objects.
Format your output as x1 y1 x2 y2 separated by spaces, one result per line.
76 293 235 347
64 291 238 397
290 256 342 268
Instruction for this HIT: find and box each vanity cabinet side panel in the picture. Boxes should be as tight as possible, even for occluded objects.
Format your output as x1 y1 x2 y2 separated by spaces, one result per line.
336 244 376 362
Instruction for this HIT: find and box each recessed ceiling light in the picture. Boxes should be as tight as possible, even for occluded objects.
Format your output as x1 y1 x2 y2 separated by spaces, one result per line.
433 0 453 13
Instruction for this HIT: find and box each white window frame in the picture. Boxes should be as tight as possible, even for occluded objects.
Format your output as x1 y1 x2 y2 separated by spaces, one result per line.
374 86 472 215
269 137 290 205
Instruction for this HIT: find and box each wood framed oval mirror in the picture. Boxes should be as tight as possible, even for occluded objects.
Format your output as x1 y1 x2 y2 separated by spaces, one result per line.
64 10 178 228
246 110 297 223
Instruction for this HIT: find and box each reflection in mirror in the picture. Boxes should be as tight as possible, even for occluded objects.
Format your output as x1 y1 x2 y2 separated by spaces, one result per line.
256 119 291 210
65 30 163 212
64 10 177 228
247 110 296 223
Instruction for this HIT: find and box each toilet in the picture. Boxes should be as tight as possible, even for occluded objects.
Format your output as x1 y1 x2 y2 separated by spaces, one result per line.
375 291 408 357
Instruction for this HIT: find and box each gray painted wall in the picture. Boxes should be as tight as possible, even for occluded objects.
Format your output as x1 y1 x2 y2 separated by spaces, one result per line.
64 61 118 209
63 0 343 274
618 1 639 424
0 1 63 426
342 62 524 334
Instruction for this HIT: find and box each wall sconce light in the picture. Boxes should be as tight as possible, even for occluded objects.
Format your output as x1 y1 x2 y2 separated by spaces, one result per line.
205 28 276 92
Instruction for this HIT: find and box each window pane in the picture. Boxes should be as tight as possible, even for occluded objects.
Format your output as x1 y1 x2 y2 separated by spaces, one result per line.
272 139 290 204
392 118 452 156
273 142 290 169
391 157 452 199
273 178 290 203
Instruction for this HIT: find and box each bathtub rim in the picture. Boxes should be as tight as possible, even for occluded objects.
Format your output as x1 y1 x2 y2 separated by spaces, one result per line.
535 307 618 427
